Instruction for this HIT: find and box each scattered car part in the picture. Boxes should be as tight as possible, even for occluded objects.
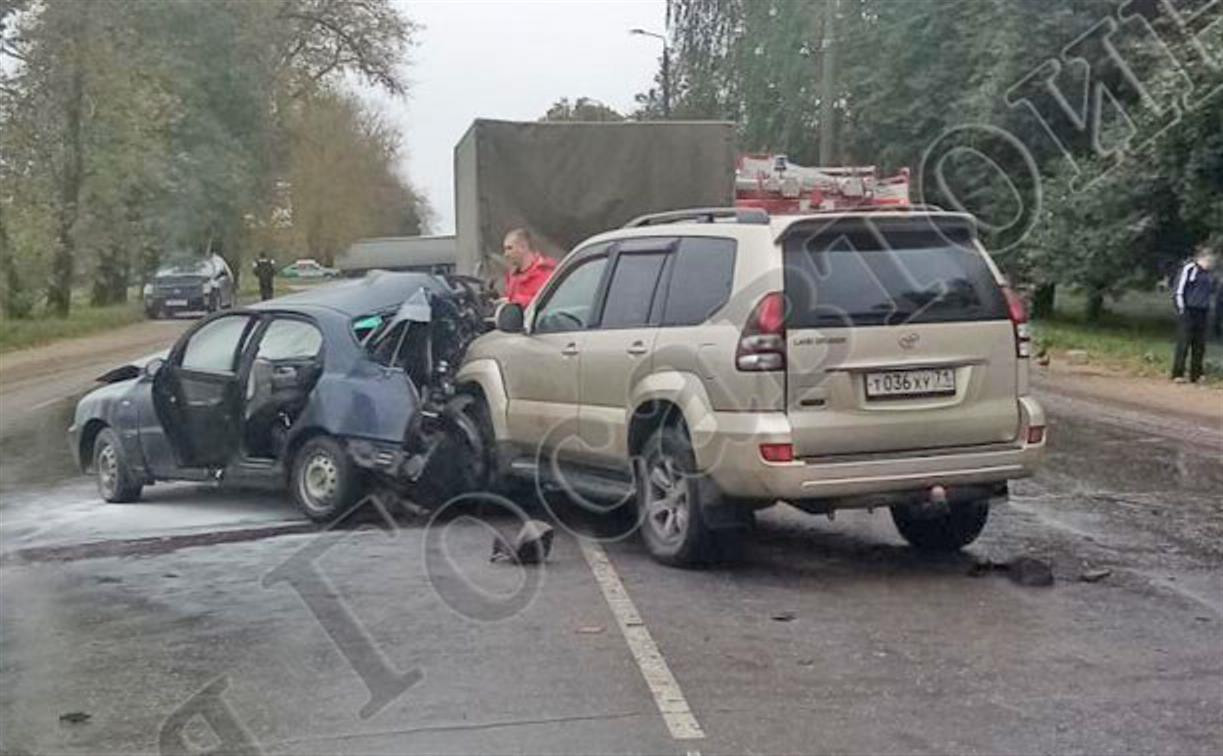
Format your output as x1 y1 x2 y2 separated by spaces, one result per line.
490 520 555 564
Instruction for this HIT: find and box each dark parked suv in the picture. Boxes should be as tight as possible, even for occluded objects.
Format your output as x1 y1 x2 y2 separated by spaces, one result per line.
144 254 236 318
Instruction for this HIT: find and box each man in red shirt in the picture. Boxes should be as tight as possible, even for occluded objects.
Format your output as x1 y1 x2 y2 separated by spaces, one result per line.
503 228 557 307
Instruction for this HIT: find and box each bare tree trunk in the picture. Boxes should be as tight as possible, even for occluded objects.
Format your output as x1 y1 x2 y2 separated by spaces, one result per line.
1031 283 1056 319
1085 289 1106 323
0 203 30 318
48 58 85 317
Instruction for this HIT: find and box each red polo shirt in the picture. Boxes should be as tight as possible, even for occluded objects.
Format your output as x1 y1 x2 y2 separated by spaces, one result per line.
505 254 557 307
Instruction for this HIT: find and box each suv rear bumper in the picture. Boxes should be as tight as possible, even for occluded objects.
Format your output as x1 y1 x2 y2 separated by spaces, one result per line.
694 397 1046 504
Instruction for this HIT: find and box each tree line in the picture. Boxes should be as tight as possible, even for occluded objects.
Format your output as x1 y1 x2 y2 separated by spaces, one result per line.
648 0 1222 319
0 0 429 318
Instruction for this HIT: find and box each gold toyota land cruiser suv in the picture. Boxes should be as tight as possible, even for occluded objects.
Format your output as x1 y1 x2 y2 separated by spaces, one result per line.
457 207 1047 566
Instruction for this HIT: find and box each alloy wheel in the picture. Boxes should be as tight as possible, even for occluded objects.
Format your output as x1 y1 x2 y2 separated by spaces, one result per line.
645 455 689 545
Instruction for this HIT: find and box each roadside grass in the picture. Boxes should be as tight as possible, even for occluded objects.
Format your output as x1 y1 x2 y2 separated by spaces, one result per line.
0 275 338 356
1034 287 1223 384
0 293 146 355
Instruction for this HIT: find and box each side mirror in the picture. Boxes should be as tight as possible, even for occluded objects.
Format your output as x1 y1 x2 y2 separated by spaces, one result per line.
495 302 525 334
143 357 165 379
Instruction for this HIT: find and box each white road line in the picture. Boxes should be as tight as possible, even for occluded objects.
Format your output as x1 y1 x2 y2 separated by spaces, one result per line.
28 396 66 412
578 538 705 741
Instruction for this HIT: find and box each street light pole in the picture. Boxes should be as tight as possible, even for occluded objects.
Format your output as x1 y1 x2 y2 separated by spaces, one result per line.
630 28 671 118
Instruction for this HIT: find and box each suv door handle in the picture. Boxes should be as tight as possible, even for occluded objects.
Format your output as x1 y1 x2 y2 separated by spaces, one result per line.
561 342 579 357
626 341 647 356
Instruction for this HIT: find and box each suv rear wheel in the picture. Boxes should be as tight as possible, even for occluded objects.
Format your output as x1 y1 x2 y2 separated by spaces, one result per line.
890 500 989 551
638 424 744 567
291 435 362 522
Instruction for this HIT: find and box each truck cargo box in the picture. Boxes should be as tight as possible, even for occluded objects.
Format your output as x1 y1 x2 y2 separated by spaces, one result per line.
453 119 736 279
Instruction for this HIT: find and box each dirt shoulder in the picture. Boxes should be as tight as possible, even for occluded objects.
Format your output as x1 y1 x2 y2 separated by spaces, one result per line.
1033 357 1223 432
0 318 190 391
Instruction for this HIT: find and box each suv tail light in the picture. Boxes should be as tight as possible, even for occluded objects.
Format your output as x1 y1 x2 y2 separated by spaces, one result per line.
736 291 786 371
1002 287 1030 358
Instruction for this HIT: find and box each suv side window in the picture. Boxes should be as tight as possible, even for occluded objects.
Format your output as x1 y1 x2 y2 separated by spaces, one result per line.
599 252 669 329
534 256 609 333
180 315 254 373
660 237 736 326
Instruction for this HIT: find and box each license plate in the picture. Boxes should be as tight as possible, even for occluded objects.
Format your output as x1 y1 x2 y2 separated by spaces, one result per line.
165 299 188 307
865 368 956 398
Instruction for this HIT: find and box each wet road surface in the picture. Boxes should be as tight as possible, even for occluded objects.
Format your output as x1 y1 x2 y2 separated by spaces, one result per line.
0 385 1220 755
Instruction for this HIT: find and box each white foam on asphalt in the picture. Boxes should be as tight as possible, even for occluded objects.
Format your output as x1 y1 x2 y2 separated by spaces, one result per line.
578 538 705 741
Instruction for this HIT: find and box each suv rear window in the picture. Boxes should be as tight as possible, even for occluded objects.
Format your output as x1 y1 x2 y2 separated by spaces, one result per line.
783 222 1008 328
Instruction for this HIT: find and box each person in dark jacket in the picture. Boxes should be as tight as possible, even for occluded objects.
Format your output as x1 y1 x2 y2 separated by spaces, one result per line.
1214 279 1223 339
1171 247 1217 382
253 255 277 301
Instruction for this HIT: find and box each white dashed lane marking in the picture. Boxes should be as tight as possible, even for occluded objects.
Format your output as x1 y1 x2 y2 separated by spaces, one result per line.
579 538 705 741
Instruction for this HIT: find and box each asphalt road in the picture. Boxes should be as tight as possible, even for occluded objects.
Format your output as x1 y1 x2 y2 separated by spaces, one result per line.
1 344 1221 754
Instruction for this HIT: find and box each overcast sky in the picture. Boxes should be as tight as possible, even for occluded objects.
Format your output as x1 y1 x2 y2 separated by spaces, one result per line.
359 0 667 234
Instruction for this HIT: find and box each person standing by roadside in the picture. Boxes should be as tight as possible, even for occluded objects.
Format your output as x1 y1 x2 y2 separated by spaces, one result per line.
502 228 557 307
1214 276 1223 339
1171 245 1217 383
253 254 277 301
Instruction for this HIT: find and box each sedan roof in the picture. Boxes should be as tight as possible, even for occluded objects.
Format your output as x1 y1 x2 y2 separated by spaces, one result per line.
250 271 442 316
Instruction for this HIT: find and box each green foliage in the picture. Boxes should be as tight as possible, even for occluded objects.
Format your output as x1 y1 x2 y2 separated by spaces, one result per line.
542 97 625 122
0 299 145 354
659 0 1223 320
0 0 424 318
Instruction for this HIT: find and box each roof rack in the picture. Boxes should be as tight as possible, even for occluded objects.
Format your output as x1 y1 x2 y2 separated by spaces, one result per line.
806 203 946 214
623 207 770 228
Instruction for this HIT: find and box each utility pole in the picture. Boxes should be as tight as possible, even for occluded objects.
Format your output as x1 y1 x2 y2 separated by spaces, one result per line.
819 0 840 165
662 43 671 118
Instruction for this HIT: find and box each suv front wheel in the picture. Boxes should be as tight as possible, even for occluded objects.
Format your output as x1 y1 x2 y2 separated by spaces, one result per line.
637 424 744 567
890 500 989 551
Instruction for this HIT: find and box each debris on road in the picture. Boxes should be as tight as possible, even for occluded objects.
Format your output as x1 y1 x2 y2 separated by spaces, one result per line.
967 557 1055 587
58 712 90 725
771 611 797 622
1008 557 1055 587
575 625 605 635
490 520 554 565
1079 567 1112 583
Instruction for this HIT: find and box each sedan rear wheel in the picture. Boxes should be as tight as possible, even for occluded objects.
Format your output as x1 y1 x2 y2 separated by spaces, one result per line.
291 436 362 523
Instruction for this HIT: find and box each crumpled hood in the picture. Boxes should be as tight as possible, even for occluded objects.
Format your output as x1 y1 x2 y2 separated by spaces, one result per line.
96 350 169 384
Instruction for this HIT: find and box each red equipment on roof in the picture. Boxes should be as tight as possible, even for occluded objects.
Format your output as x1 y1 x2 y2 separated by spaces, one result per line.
735 154 911 214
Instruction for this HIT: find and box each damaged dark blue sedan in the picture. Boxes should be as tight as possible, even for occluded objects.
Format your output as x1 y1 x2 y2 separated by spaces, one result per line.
68 272 493 520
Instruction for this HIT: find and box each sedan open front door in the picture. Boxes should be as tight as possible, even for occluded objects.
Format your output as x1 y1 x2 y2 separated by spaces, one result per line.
150 314 258 471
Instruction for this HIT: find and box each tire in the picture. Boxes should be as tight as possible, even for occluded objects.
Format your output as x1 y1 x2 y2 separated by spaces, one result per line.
207 291 219 313
890 500 990 552
93 427 143 503
290 435 363 523
413 396 492 508
637 424 744 567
